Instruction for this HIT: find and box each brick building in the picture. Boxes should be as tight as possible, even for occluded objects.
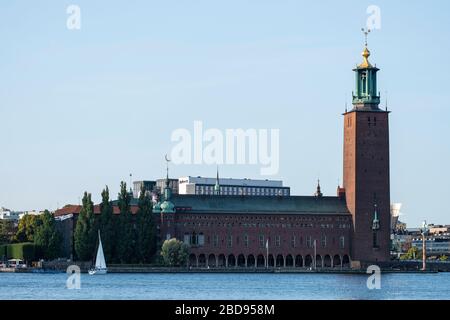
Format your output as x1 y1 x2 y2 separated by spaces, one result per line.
155 41 391 268
55 41 391 268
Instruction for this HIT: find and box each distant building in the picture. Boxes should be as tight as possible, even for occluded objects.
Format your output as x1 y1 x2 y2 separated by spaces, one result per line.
133 181 157 198
156 178 179 195
178 176 290 197
54 204 140 259
0 207 21 221
428 224 450 235
18 210 44 220
390 203 403 232
411 235 450 256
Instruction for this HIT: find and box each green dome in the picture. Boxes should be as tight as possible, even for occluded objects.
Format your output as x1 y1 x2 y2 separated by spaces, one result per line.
153 201 161 213
160 200 175 213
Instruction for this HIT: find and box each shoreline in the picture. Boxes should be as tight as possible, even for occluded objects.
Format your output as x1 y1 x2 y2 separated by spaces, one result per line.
0 266 441 274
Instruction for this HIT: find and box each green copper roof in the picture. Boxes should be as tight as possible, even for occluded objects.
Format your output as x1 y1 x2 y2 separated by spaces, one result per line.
153 201 161 213
170 195 350 215
161 200 175 213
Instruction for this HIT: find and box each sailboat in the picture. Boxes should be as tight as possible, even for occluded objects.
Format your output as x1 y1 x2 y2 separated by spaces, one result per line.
88 230 108 275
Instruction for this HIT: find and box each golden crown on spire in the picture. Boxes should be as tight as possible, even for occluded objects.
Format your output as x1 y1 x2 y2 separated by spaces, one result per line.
359 28 373 68
359 47 372 68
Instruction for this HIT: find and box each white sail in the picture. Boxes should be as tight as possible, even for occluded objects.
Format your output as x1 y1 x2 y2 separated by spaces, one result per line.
95 231 107 269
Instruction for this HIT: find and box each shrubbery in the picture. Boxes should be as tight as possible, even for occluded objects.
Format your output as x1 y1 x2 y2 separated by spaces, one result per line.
161 238 189 267
2 243 38 262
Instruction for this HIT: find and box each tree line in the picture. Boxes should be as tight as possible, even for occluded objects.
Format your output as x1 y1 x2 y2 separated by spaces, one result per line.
0 210 62 260
74 182 157 264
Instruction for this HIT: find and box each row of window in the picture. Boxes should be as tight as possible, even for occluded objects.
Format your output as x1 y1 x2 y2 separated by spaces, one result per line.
195 185 289 196
176 222 351 229
179 215 349 223
346 116 380 128
182 232 346 249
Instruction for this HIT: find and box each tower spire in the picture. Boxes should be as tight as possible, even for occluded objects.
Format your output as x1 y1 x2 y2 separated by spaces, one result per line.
352 28 380 108
163 154 172 201
214 166 221 195
160 154 175 213
314 179 323 198
164 154 170 188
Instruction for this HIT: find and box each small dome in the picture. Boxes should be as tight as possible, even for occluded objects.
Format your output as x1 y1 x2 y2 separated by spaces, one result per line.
153 202 161 213
160 200 175 213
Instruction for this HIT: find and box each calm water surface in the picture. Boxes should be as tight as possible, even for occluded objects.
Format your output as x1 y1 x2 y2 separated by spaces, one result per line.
0 272 449 300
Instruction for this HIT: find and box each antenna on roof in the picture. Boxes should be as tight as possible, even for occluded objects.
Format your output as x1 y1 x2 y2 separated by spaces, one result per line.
385 90 388 111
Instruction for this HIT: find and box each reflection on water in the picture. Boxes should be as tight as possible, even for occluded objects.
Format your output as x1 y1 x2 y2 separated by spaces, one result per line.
0 272 449 300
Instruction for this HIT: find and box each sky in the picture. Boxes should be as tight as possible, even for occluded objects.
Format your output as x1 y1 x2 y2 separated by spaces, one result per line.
0 0 449 227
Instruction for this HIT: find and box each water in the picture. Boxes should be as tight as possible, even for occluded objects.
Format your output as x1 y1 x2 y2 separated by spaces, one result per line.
0 272 449 300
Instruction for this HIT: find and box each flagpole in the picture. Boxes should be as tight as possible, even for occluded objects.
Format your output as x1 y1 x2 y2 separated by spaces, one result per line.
266 239 269 269
313 239 317 270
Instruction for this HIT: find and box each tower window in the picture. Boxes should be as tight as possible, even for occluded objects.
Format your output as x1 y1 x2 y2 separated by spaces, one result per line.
374 117 377 126
373 232 378 248
368 116 371 127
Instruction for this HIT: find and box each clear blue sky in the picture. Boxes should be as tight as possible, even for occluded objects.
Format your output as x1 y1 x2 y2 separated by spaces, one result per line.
1 1 449 227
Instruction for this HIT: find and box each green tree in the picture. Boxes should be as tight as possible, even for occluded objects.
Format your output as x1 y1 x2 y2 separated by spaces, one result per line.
135 185 157 263
15 214 41 243
99 186 115 263
439 255 448 262
401 246 421 260
116 182 135 263
0 220 16 245
74 192 96 261
161 238 189 267
34 210 61 260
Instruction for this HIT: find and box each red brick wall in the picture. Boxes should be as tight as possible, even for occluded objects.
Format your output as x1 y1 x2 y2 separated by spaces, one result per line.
343 110 391 262
160 212 352 267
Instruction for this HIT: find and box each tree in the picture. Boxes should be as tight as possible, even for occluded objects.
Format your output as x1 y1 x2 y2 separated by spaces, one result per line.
0 220 16 245
74 192 96 261
116 182 135 263
135 185 157 263
34 210 61 260
439 255 448 262
15 214 41 243
161 238 189 267
401 246 421 260
99 186 115 263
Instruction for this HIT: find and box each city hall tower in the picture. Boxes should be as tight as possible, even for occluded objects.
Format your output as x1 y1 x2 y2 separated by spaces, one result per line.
343 32 391 263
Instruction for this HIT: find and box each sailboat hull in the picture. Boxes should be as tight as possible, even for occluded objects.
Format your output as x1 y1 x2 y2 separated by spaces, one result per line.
88 268 108 275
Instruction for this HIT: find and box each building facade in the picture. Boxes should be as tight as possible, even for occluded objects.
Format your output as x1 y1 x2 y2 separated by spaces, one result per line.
178 176 290 197
153 41 391 268
55 40 392 268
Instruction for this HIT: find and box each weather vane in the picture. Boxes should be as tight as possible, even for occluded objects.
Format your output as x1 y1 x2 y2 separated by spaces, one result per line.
164 154 171 177
361 27 371 47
